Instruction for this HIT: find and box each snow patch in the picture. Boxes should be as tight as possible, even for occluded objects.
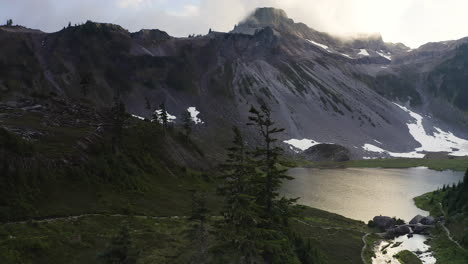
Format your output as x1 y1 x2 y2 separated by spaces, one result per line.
377 50 392 60
284 138 321 151
363 144 385 153
363 143 425 158
131 114 145 120
358 49 369 56
337 52 353 59
187 107 204 124
306 39 329 50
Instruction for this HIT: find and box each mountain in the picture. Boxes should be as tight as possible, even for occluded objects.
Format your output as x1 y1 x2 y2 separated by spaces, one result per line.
1 8 468 159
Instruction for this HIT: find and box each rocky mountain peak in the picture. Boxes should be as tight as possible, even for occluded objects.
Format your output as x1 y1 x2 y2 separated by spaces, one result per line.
246 7 291 25
232 7 295 35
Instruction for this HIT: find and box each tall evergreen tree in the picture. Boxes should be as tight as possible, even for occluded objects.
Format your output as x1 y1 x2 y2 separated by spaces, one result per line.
182 110 192 140
247 104 300 263
216 127 262 263
158 103 169 129
463 168 468 190
247 104 295 225
111 97 127 153
144 97 151 110
79 72 92 97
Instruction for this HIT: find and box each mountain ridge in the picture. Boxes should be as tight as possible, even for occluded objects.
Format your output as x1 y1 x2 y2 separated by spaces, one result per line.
1 7 467 159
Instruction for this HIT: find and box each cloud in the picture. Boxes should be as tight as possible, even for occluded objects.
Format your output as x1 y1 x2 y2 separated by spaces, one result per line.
166 4 200 17
1 0 468 48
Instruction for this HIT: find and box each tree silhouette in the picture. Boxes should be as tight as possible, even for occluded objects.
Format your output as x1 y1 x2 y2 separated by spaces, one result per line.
182 110 192 140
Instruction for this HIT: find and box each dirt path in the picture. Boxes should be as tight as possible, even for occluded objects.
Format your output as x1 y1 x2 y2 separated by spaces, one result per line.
361 233 371 264
437 202 466 251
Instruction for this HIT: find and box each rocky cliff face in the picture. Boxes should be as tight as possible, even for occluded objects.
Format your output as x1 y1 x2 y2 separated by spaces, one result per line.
0 8 467 159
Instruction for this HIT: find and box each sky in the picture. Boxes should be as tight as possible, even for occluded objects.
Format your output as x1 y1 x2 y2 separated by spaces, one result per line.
1 0 468 48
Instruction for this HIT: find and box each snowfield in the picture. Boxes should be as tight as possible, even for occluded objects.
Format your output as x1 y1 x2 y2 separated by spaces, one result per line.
395 103 468 156
363 104 468 158
284 138 321 152
187 107 204 124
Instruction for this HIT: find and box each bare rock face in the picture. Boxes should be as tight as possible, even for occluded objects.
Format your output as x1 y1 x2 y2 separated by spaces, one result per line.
420 216 435 225
386 225 412 238
413 224 430 234
409 214 425 225
303 143 350 161
373 216 396 231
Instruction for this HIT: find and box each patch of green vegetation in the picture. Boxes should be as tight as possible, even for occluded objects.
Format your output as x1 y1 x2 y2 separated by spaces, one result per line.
0 206 371 264
295 158 468 172
393 250 422 264
0 119 218 222
414 170 468 263
291 207 371 264
0 215 194 264
413 191 445 217
425 226 468 264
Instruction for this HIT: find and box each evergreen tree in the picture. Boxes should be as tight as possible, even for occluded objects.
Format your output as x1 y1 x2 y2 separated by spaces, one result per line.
158 103 169 129
111 97 127 153
189 191 209 264
144 97 151 110
247 104 296 225
182 110 192 140
68 22 71 28
247 104 300 263
99 226 137 264
6 19 13 26
216 127 262 263
463 168 468 190
79 72 92 97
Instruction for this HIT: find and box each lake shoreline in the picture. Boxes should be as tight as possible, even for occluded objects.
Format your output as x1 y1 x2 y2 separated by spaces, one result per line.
289 157 468 172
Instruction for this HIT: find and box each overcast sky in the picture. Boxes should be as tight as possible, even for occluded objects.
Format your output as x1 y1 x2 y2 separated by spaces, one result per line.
1 0 468 48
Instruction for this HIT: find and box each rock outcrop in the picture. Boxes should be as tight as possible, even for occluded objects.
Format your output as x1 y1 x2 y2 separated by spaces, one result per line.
409 215 435 225
303 143 351 161
409 215 425 225
385 225 412 238
373 216 395 231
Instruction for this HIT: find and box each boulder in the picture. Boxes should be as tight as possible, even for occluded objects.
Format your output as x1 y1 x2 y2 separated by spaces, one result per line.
420 216 435 225
385 225 412 238
409 215 424 225
413 224 429 234
303 144 351 162
373 216 395 231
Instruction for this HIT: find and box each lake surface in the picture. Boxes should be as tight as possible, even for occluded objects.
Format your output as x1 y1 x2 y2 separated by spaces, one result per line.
282 167 464 222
